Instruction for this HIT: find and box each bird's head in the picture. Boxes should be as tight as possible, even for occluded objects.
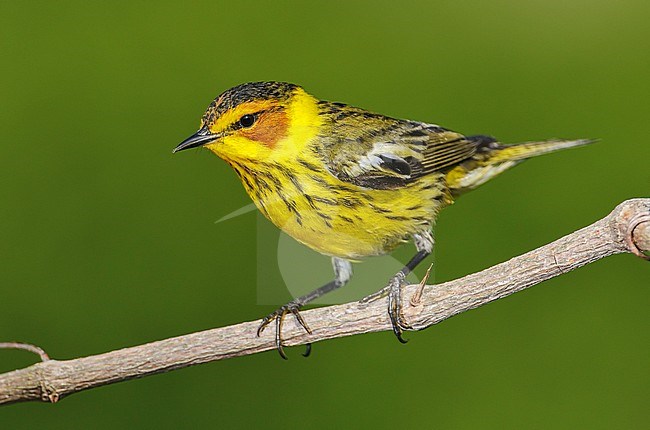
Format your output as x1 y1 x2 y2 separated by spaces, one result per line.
174 81 321 163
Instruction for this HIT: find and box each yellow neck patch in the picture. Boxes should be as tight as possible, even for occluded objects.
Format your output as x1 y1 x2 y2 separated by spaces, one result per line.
276 88 322 155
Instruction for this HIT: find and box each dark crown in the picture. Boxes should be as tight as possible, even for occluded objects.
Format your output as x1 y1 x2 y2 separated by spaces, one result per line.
202 81 298 125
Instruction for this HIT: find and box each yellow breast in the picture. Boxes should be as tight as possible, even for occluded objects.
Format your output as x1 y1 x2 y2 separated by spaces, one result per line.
235 158 445 259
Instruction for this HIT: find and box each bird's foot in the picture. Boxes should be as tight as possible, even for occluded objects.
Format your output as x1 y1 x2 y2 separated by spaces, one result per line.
360 272 414 342
386 272 413 343
257 300 312 359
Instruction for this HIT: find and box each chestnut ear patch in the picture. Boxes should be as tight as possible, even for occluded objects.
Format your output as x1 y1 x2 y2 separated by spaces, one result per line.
240 110 289 148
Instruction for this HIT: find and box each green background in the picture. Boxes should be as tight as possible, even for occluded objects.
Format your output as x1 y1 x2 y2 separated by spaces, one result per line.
2 1 649 428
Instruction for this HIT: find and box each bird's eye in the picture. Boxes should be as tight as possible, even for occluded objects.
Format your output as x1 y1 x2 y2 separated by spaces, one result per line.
239 114 256 128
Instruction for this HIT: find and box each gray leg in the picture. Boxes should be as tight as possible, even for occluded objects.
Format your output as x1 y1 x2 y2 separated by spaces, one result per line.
257 257 352 359
385 231 434 342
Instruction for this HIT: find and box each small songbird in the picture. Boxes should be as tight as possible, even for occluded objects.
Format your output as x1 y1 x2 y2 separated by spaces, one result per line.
174 81 592 358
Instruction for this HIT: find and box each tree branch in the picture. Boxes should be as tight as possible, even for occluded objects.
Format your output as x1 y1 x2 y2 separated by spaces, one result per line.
1 198 648 406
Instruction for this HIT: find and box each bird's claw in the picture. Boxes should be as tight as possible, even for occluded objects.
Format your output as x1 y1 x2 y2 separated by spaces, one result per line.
386 272 413 343
257 301 312 359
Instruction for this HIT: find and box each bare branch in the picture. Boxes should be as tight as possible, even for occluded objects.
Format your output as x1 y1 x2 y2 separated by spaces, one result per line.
0 343 50 362
1 198 648 406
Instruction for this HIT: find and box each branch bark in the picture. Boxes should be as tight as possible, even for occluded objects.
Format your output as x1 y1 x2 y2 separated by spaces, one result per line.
1 198 648 406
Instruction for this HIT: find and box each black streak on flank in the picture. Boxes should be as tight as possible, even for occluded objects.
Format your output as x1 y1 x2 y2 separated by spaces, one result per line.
385 215 409 221
312 196 338 206
316 211 333 228
340 197 360 208
268 174 283 189
240 175 255 194
304 194 317 209
256 198 269 218
370 204 390 213
254 176 271 192
308 174 330 187
316 211 332 220
332 183 358 193
274 187 296 215
298 159 321 173
281 167 306 196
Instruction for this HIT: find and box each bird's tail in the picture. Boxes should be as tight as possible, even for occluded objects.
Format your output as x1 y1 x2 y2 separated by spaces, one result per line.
446 138 595 195
481 138 595 163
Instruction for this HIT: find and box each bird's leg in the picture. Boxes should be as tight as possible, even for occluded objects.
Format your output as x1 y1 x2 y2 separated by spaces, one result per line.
257 257 352 359
386 249 430 342
363 231 434 343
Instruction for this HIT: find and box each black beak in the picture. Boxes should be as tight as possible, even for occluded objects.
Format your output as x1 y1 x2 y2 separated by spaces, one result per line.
173 127 220 153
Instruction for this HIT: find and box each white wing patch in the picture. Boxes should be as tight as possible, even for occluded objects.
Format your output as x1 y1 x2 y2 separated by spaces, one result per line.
345 142 416 178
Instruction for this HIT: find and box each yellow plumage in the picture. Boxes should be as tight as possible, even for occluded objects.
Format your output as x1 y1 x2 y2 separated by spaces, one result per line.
174 81 592 358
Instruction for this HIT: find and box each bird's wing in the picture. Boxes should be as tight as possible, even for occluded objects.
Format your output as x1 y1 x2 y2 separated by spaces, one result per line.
318 104 480 190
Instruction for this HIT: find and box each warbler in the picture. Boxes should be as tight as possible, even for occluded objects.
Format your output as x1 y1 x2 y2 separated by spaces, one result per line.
174 81 591 358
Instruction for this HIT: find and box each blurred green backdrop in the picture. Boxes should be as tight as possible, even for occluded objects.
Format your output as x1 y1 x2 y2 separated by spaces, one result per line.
1 0 649 428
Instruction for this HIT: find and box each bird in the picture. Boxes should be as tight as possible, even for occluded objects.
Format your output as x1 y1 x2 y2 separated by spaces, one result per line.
173 81 592 358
